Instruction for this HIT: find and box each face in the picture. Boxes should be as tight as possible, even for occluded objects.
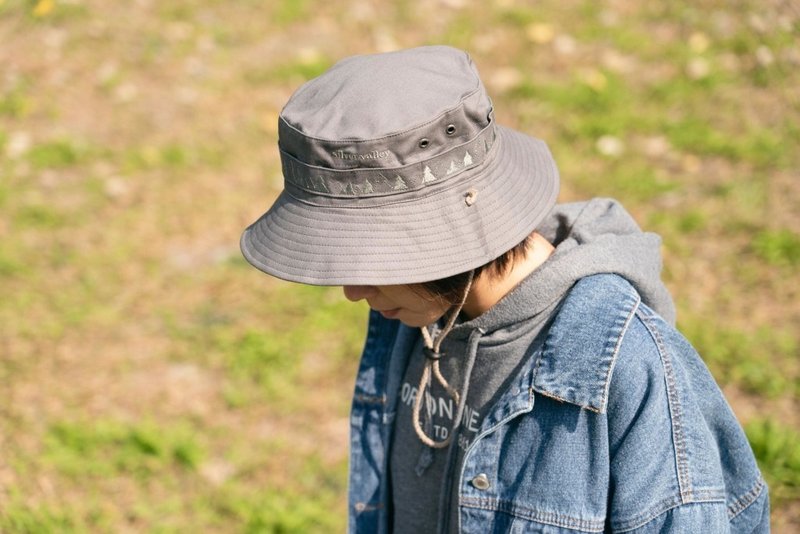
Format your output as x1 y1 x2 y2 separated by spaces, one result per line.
342 285 450 327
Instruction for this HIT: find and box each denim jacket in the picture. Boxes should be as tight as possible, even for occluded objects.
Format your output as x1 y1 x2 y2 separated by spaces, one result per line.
347 274 769 533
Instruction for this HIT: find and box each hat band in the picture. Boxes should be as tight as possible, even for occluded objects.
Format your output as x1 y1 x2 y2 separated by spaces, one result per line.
279 123 497 198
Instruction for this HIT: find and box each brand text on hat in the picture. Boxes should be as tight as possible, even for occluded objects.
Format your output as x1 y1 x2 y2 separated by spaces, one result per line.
331 149 391 161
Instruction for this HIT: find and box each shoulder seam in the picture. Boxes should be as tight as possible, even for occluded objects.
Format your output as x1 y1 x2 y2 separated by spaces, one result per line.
596 292 641 413
613 498 727 532
637 309 693 501
728 475 767 519
533 274 644 413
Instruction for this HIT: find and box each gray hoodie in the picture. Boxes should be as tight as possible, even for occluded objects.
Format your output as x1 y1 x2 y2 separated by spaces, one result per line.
390 198 676 533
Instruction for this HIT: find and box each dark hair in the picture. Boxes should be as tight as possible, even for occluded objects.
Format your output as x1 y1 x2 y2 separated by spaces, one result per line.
416 233 534 305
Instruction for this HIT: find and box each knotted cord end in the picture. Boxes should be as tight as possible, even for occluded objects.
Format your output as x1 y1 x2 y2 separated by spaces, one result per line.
423 347 443 361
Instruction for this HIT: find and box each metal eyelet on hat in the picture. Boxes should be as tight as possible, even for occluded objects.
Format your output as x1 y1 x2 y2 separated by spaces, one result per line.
419 138 430 149
446 124 456 135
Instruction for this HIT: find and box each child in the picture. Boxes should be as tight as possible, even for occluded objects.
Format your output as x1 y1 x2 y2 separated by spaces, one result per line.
241 46 768 533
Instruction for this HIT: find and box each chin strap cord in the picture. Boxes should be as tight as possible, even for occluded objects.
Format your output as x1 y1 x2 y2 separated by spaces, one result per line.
412 270 475 448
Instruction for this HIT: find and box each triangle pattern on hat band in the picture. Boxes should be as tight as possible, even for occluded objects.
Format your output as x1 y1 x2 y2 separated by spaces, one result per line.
279 123 497 198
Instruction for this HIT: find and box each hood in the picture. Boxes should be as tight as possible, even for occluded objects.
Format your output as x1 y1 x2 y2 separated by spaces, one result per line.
536 197 676 325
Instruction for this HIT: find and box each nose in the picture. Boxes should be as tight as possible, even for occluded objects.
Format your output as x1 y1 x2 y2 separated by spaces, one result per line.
343 285 377 302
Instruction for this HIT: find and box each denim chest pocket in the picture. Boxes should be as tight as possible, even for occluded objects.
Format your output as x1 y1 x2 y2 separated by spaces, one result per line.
458 396 610 534
459 505 607 534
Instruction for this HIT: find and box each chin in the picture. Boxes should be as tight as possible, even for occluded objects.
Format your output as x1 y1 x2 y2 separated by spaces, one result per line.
397 314 437 328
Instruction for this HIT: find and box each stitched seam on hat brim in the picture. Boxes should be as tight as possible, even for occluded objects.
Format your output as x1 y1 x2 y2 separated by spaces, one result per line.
261 181 541 253
247 131 555 233
244 133 554 255
244 144 557 266
278 87 485 144
241 127 560 284
247 175 550 262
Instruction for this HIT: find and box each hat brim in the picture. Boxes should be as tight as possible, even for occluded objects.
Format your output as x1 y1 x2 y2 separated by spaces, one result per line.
240 125 559 286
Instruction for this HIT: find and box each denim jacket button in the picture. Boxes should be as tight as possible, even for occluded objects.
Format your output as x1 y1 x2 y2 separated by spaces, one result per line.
471 473 491 490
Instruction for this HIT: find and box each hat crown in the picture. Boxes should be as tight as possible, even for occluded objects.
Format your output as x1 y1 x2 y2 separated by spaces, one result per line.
281 46 489 141
278 46 493 172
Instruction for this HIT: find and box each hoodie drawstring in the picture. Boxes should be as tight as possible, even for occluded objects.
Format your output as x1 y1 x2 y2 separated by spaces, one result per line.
435 327 483 530
412 270 475 448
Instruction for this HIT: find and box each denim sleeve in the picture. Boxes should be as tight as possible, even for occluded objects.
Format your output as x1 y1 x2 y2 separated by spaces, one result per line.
604 309 768 533
730 486 770 534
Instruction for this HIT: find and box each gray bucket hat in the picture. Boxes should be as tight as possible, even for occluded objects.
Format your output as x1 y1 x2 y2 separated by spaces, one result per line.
240 45 559 286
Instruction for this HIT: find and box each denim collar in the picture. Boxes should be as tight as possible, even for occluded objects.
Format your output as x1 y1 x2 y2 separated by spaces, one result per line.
378 274 644 419
532 274 642 414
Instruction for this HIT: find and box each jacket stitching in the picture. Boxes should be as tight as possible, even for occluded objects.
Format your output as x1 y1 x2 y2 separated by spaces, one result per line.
352 394 386 405
727 475 766 519
638 309 693 501
532 276 641 413
460 496 605 532
457 388 537 533
612 495 727 532
348 311 400 532
533 389 596 410
597 292 641 413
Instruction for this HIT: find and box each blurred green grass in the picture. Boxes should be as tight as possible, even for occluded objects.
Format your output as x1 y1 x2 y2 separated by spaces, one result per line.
1 0 798 531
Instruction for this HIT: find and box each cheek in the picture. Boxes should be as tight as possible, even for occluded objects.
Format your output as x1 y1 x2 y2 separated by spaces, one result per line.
380 287 451 326
409 301 450 324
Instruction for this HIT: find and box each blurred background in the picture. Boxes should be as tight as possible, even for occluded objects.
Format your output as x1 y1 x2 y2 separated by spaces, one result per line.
1 0 798 531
